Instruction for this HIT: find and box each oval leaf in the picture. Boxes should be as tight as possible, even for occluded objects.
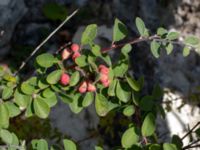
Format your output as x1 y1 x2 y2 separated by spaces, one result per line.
121 127 139 148
113 18 128 42
46 70 62 84
0 103 9 128
150 40 160 58
81 24 97 45
33 97 50 119
95 93 109 117
36 53 55 68
63 139 77 150
142 113 156 137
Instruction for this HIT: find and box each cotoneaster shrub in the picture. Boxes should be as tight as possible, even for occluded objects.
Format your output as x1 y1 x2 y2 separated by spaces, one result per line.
0 11 200 150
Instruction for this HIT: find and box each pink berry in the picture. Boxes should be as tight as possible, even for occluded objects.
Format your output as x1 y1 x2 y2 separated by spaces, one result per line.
72 52 81 61
87 82 96 92
62 49 71 60
100 73 109 83
102 79 110 87
99 65 109 75
71 43 80 52
60 73 70 86
78 81 87 93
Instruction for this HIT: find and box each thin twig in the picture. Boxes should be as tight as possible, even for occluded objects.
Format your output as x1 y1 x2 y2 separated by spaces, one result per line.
14 9 79 76
101 35 157 53
183 139 200 150
183 144 200 150
181 121 200 140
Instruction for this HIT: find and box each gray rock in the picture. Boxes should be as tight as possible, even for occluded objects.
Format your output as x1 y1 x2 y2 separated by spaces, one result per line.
0 0 27 56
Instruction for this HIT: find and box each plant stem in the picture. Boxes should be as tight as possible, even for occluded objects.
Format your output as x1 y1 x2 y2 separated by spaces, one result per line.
14 9 79 76
181 121 200 140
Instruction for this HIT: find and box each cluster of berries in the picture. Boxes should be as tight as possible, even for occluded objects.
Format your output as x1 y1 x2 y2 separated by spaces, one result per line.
61 43 81 61
59 43 110 93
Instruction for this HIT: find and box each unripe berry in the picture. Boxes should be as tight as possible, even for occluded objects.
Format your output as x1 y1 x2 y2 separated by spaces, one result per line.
78 81 87 93
71 43 80 52
102 79 110 87
87 82 96 92
72 52 81 61
60 73 70 86
62 49 71 60
99 65 109 75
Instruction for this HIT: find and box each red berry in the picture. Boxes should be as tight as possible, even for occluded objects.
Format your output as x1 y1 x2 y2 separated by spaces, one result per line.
102 79 110 87
78 81 87 93
99 65 109 75
71 43 80 52
72 52 81 61
100 73 108 83
87 82 96 92
62 49 71 60
60 73 70 86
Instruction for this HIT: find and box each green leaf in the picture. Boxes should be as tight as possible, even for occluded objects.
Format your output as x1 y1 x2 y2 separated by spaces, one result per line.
28 77 38 86
69 71 80 86
91 44 101 57
152 84 163 99
121 127 139 148
166 43 173 55
33 97 50 119
69 94 83 114
123 105 135 117
95 93 109 116
150 40 161 58
121 44 132 56
172 135 183 150
42 2 67 21
21 82 35 95
157 27 168 36
0 129 13 144
184 36 200 46
163 143 177 150
108 79 117 96
139 96 154 111
142 113 156 136
14 89 31 108
36 53 55 68
135 17 146 37
43 95 57 107
149 144 161 150
195 127 200 137
113 18 128 42
5 102 21 118
42 88 57 107
2 86 13 100
0 103 9 128
95 146 103 150
182 46 190 57
31 139 48 150
167 32 179 40
25 99 34 118
116 81 131 103
126 76 140 92
113 61 128 77
82 92 94 107
59 93 73 104
75 55 88 67
11 132 19 145
46 70 62 84
81 24 97 45
63 139 77 150
38 78 49 89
